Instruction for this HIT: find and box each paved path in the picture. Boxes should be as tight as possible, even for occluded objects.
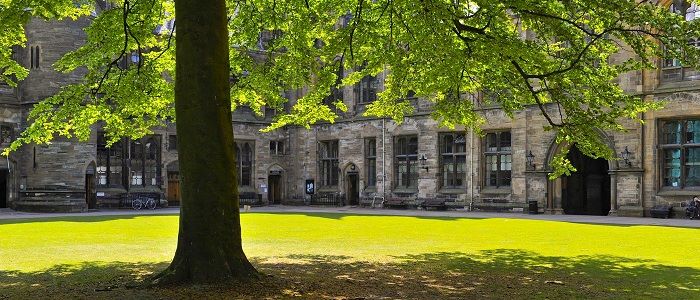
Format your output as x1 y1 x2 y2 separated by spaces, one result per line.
1 206 699 228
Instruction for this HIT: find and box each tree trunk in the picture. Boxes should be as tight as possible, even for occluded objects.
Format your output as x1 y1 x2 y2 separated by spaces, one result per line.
151 0 257 284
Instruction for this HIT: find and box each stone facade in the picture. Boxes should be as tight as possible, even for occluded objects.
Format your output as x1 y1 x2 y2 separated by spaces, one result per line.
2 16 700 218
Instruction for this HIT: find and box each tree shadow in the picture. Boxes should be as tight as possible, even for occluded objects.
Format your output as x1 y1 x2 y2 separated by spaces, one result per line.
0 213 180 225
2 250 698 299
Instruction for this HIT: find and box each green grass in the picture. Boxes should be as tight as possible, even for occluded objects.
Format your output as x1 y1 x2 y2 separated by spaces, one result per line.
1 212 700 299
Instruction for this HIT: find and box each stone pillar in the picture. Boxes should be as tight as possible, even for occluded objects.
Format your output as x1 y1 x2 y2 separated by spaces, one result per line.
608 171 618 216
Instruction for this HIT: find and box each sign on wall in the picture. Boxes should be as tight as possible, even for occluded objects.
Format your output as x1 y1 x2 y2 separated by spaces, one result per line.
305 179 315 195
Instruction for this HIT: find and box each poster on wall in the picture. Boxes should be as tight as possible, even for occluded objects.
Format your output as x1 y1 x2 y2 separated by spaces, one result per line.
305 179 315 195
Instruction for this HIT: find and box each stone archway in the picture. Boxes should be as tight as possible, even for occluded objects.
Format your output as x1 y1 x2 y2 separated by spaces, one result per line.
561 145 611 215
545 134 618 215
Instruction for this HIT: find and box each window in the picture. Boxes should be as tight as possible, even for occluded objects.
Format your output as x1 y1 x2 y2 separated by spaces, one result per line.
660 119 700 188
319 140 339 186
130 135 161 187
484 131 511 188
395 135 418 188
662 1 700 82
440 132 467 188
356 74 379 103
168 134 177 151
96 133 125 187
29 46 40 69
323 62 344 106
0 125 13 145
365 138 377 187
270 140 285 155
235 141 254 186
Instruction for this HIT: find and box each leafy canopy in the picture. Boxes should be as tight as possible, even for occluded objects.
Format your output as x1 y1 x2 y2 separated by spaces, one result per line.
2 0 700 177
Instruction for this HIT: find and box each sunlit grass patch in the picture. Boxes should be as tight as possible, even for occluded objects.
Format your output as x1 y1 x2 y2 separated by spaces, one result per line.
1 212 699 299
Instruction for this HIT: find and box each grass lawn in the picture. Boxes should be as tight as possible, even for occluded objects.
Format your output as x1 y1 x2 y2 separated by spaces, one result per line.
1 212 699 299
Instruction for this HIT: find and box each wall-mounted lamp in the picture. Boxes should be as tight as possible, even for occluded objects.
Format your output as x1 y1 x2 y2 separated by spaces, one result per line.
621 146 632 167
419 154 429 172
526 151 536 170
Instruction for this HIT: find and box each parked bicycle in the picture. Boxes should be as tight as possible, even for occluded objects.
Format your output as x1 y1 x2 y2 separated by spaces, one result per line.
132 196 157 210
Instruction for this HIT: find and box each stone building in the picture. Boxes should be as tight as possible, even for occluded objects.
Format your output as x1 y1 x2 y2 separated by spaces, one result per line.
2 2 700 218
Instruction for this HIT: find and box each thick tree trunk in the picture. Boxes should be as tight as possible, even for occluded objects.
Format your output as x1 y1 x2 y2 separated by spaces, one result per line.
151 0 257 284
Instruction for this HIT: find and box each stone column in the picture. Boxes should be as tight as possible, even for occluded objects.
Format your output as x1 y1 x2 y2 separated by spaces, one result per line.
608 171 618 216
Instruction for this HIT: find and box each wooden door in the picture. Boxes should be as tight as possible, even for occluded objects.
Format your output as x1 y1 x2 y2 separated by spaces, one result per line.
167 172 181 205
85 174 97 209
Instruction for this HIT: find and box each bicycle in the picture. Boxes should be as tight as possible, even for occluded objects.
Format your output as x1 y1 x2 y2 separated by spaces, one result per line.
132 196 157 210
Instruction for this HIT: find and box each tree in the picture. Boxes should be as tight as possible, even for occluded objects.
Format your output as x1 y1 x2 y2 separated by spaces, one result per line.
2 0 700 284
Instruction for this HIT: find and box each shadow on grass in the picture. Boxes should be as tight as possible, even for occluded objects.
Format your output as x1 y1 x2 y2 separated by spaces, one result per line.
0 213 180 225
1 249 698 299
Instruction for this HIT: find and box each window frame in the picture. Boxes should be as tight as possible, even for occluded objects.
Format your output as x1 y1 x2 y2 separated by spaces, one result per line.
483 131 512 189
394 135 418 189
269 140 285 155
659 118 700 190
130 135 162 187
96 132 126 188
235 140 255 187
365 137 377 188
319 140 340 187
439 132 468 189
661 1 700 82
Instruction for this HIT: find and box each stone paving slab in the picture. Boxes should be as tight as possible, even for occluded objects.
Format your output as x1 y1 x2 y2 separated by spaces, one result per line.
1 206 699 228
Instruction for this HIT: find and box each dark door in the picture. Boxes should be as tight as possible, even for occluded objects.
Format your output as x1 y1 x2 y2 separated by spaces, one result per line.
85 174 97 209
563 145 611 215
0 170 6 208
268 175 282 204
347 173 359 206
167 172 181 206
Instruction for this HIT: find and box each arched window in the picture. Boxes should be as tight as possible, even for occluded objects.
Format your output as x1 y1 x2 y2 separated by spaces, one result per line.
235 141 254 186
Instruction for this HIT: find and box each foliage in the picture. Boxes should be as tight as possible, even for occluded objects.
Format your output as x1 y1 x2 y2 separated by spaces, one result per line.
3 0 700 177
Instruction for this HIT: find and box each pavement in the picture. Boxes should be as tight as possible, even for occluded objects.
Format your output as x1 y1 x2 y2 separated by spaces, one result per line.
1 206 699 228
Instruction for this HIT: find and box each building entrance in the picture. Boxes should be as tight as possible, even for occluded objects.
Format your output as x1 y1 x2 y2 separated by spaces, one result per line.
268 174 282 204
346 173 359 206
562 145 611 215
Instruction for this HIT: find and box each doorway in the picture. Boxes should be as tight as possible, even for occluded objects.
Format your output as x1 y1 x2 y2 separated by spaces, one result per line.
268 174 282 204
85 174 96 209
346 173 359 206
562 145 611 215
167 171 181 206
0 170 6 208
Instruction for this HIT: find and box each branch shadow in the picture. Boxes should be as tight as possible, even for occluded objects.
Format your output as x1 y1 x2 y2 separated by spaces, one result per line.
2 250 698 299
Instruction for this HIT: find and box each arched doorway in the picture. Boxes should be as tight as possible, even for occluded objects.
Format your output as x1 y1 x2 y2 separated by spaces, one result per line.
166 161 181 206
562 145 611 215
345 163 360 206
85 162 97 209
268 165 284 204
